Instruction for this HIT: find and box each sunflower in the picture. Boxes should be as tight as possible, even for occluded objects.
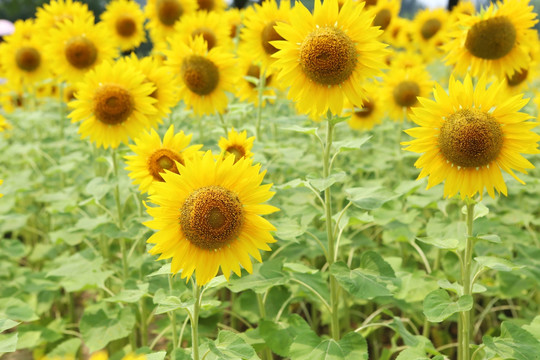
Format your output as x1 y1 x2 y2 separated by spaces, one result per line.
343 81 384 130
403 75 540 199
68 60 158 149
0 115 11 132
224 7 243 39
125 125 202 194
89 351 145 360
389 50 425 70
218 128 255 162
195 0 226 12
0 20 50 86
172 10 232 51
145 0 197 44
239 0 291 72
234 49 275 107
385 16 413 49
46 17 117 82
443 0 538 79
145 151 278 286
272 0 387 118
165 35 237 116
35 0 94 33
121 54 179 120
413 8 449 61
100 0 146 52
381 65 432 122
368 0 400 37
63 83 78 104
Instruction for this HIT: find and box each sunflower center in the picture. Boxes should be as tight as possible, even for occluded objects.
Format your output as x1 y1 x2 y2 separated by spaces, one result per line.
147 148 182 181
300 26 357 86
65 36 98 69
182 55 220 96
116 15 137 37
355 98 375 118
192 28 217 50
421 18 441 40
226 145 245 162
261 21 284 55
94 84 134 125
506 68 528 87
180 185 244 250
364 0 377 6
373 9 392 30
465 16 516 60
393 80 420 107
157 0 183 26
15 47 41 72
439 108 503 168
246 64 273 88
197 0 214 11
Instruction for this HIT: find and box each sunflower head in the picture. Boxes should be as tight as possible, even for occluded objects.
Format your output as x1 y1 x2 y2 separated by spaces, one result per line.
101 0 146 51
219 128 255 162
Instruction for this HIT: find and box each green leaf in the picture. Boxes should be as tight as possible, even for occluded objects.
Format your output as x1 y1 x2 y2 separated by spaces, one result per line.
47 338 81 357
47 254 113 292
207 330 260 360
105 283 149 304
483 322 540 360
0 319 19 333
523 316 540 340
0 298 39 322
423 289 473 323
330 252 395 300
282 125 318 135
49 229 84 246
290 331 368 360
228 260 287 294
345 187 396 210
73 215 110 231
416 237 460 250
0 333 17 354
79 305 136 352
474 234 502 243
147 263 171 277
306 171 347 192
84 177 113 201
259 320 295 357
333 137 371 152
474 256 523 272
395 347 429 360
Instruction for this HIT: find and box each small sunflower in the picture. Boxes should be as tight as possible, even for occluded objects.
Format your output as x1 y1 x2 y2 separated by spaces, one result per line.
145 0 197 44
234 50 275 107
239 0 291 72
502 64 537 95
68 60 158 149
145 151 279 286
100 0 146 52
35 0 94 33
413 8 449 61
224 7 243 39
172 10 232 51
443 0 538 79
63 83 78 104
125 125 202 194
403 75 540 199
0 20 50 85
46 17 117 82
344 81 384 130
121 54 179 120
218 128 255 162
165 35 237 116
389 50 425 70
369 0 400 37
195 0 226 12
385 16 413 49
272 0 387 118
381 65 433 121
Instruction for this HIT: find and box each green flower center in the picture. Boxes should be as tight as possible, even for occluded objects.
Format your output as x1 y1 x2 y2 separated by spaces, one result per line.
148 148 183 181
225 145 245 163
465 16 516 60
421 18 441 40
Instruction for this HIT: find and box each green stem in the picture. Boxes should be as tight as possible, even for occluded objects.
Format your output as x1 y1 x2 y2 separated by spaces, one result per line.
257 293 273 360
111 149 129 280
459 200 476 360
140 298 148 347
59 83 66 188
169 274 179 352
323 117 340 340
218 113 228 136
191 282 202 360
255 70 266 140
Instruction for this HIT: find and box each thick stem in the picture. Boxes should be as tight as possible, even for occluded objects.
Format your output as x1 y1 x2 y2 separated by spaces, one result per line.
323 118 340 340
218 113 228 137
168 274 179 351
112 149 128 280
257 293 273 360
191 283 202 360
459 200 475 360
139 298 148 347
255 70 266 140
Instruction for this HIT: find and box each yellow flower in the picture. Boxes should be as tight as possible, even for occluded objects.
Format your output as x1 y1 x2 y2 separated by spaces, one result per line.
0 179 3 198
218 127 255 162
68 60 158 149
89 351 145 360
145 0 197 44
172 10 232 51
125 125 202 194
368 0 401 38
46 17 117 82
443 0 538 78
35 0 94 33
403 75 540 199
145 151 279 286
344 81 384 131
165 36 237 116
412 8 449 61
195 0 226 12
0 115 11 132
100 0 146 52
272 0 387 118
234 49 275 107
381 66 433 122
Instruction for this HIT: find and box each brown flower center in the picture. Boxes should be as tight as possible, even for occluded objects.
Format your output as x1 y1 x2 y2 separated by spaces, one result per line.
65 36 98 69
439 108 503 168
93 84 134 125
115 15 137 37
15 47 41 72
373 9 392 30
246 64 272 88
354 98 375 118
197 0 214 11
393 80 420 107
157 0 183 26
465 16 516 60
225 145 246 162
182 55 219 96
300 26 357 86
180 185 244 250
363 0 377 7
506 68 528 87
421 18 441 40
261 21 284 55
147 148 183 181
192 28 217 50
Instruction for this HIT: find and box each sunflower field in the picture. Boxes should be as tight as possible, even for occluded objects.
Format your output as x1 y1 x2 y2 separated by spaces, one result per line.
2 0 540 359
